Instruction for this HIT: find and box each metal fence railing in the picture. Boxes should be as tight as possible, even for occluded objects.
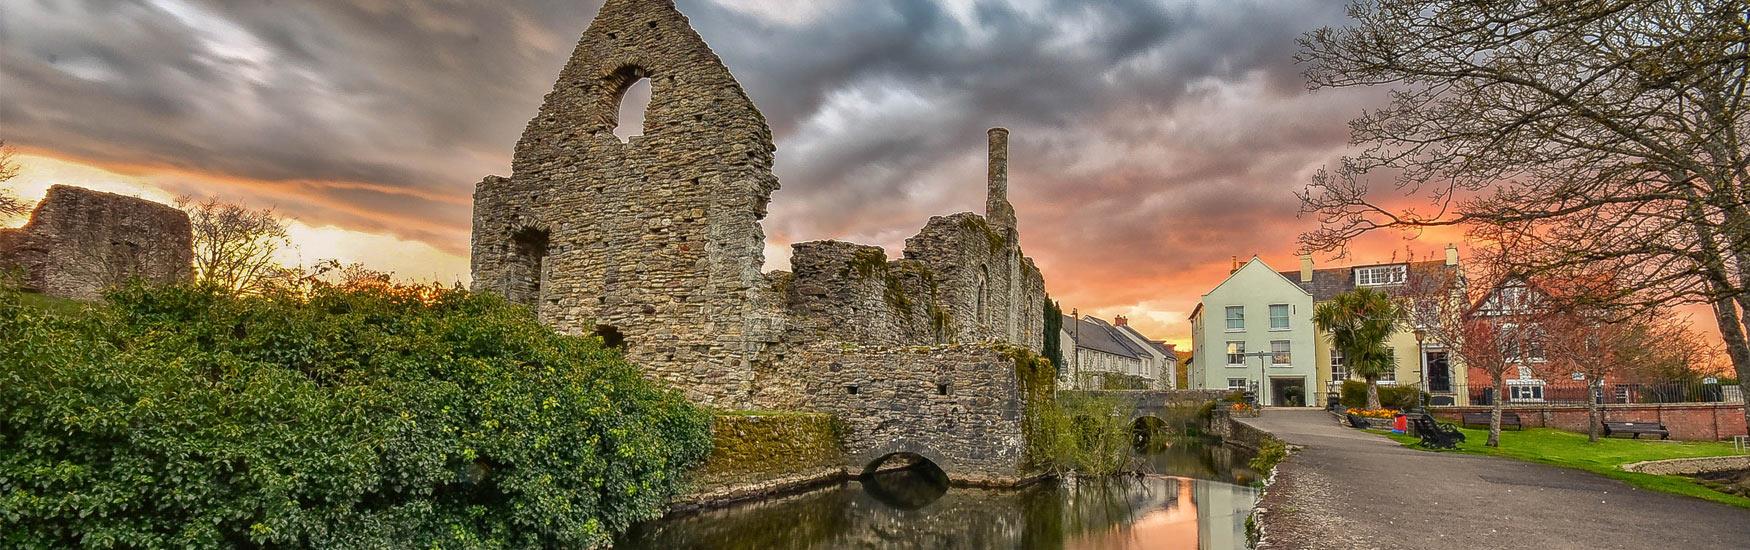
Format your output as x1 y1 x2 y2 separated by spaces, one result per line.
1312 380 1743 409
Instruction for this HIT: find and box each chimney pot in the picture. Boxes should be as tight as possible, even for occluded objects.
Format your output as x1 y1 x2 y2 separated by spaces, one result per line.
1114 315 1128 326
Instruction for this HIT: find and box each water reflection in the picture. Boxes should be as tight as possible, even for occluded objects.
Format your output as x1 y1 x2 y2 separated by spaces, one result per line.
619 438 1260 549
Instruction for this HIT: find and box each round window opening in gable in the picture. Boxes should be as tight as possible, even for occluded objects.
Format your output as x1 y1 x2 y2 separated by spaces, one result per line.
613 76 654 143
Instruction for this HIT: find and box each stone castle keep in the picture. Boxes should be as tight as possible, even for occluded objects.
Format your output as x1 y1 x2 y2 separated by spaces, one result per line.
471 0 1047 483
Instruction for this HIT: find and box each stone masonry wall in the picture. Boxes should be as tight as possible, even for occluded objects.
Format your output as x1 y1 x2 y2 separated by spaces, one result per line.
470 0 779 408
750 344 1037 485
0 185 192 300
470 0 1049 414
678 412 846 509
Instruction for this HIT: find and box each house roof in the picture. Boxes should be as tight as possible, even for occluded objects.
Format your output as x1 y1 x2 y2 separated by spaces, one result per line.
1147 340 1178 362
1192 256 1309 320
1115 324 1169 359
1062 314 1142 359
1279 259 1458 302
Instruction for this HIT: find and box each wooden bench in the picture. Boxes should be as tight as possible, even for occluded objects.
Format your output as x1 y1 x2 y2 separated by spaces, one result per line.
1603 420 1669 440
1409 413 1465 449
1460 412 1522 430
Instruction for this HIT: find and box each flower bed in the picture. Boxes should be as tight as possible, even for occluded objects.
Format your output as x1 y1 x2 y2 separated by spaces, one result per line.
1346 407 1399 419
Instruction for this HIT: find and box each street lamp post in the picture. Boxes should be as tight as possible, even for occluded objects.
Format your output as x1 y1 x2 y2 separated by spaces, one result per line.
1413 327 1428 412
1248 350 1277 407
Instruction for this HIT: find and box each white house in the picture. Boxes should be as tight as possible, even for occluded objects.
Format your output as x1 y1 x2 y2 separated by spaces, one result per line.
1111 315 1179 389
1059 314 1165 389
1188 257 1318 406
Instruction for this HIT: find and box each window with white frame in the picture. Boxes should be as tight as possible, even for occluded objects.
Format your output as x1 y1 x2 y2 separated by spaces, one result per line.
1269 304 1291 330
1355 265 1408 286
1330 349 1347 382
1509 382 1545 402
1227 378 1249 390
1225 306 1245 331
1271 340 1292 365
1376 347 1397 382
1226 341 1246 365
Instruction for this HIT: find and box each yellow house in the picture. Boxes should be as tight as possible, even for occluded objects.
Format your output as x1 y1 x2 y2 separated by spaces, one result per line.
1281 246 1469 407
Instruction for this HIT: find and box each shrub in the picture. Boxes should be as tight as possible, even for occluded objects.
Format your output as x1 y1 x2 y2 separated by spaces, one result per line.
1338 380 1428 410
1248 436 1289 474
0 282 711 548
1027 395 1135 477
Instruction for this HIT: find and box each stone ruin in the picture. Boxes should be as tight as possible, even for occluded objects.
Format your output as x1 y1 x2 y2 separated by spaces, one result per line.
0 185 193 300
471 0 1048 483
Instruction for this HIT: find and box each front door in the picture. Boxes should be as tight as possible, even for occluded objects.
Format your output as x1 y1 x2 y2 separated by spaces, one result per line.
1427 352 1451 393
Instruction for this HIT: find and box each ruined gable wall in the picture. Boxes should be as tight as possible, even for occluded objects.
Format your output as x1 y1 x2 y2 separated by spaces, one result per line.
470 0 778 408
0 185 191 300
903 213 1045 351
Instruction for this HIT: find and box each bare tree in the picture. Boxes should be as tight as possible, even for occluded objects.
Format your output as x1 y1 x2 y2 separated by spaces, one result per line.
1404 261 1547 447
1297 1 1750 430
1543 308 1632 442
0 141 27 218
178 197 291 296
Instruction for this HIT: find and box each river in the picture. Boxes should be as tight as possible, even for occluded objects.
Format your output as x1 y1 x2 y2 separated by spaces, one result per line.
619 438 1262 549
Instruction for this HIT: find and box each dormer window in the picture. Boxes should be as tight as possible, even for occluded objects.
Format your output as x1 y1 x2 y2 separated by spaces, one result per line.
1355 265 1407 286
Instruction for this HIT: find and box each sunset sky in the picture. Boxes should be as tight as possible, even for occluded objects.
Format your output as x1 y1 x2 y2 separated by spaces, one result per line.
1 0 1477 347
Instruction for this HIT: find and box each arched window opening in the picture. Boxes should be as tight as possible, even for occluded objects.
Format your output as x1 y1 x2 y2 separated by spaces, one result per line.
613 76 653 143
508 227 549 307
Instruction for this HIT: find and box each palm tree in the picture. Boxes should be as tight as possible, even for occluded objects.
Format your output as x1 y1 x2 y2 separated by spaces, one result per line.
1314 288 1405 410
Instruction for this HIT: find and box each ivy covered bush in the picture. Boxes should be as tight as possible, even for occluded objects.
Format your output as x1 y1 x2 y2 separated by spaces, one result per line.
0 282 711 548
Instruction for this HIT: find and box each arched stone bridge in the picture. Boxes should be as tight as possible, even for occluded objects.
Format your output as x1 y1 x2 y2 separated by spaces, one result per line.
1060 389 1231 426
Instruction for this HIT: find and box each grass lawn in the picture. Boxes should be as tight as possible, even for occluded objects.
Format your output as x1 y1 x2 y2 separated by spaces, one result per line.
1377 426 1750 508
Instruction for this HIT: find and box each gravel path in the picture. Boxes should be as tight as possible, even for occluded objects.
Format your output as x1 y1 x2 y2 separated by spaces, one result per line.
1245 409 1750 550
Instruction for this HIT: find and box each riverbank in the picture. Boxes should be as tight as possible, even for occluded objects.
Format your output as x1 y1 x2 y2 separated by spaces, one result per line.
1241 409 1750 550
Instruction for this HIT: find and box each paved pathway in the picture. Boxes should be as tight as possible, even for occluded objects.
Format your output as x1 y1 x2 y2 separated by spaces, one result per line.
1244 409 1750 550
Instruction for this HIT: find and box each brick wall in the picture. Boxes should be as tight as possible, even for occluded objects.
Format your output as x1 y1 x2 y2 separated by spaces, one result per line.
1433 404 1747 441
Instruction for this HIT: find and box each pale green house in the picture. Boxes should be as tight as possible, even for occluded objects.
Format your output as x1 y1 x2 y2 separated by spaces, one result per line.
1188 257 1318 406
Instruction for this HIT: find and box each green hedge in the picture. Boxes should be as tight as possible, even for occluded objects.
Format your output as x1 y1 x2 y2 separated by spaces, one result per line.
1338 380 1429 410
0 283 711 548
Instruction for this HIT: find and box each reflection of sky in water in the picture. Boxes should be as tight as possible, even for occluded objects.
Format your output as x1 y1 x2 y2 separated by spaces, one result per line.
620 439 1262 549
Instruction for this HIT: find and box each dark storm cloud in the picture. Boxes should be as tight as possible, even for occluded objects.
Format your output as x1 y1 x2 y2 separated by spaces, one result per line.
2 0 1387 336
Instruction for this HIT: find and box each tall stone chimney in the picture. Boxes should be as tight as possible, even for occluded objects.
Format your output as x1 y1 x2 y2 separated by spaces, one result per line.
986 128 1017 230
1445 244 1460 266
1300 254 1315 283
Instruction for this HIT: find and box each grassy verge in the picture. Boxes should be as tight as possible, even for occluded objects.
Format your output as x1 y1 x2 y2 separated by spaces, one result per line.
1376 426 1750 508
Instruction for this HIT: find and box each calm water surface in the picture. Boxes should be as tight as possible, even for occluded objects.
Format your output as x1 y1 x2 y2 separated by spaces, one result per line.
619 439 1261 549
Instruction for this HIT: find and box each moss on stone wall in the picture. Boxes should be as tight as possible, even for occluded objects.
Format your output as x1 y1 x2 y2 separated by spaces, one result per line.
847 248 887 279
958 216 1009 252
995 345 1058 470
693 411 845 489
